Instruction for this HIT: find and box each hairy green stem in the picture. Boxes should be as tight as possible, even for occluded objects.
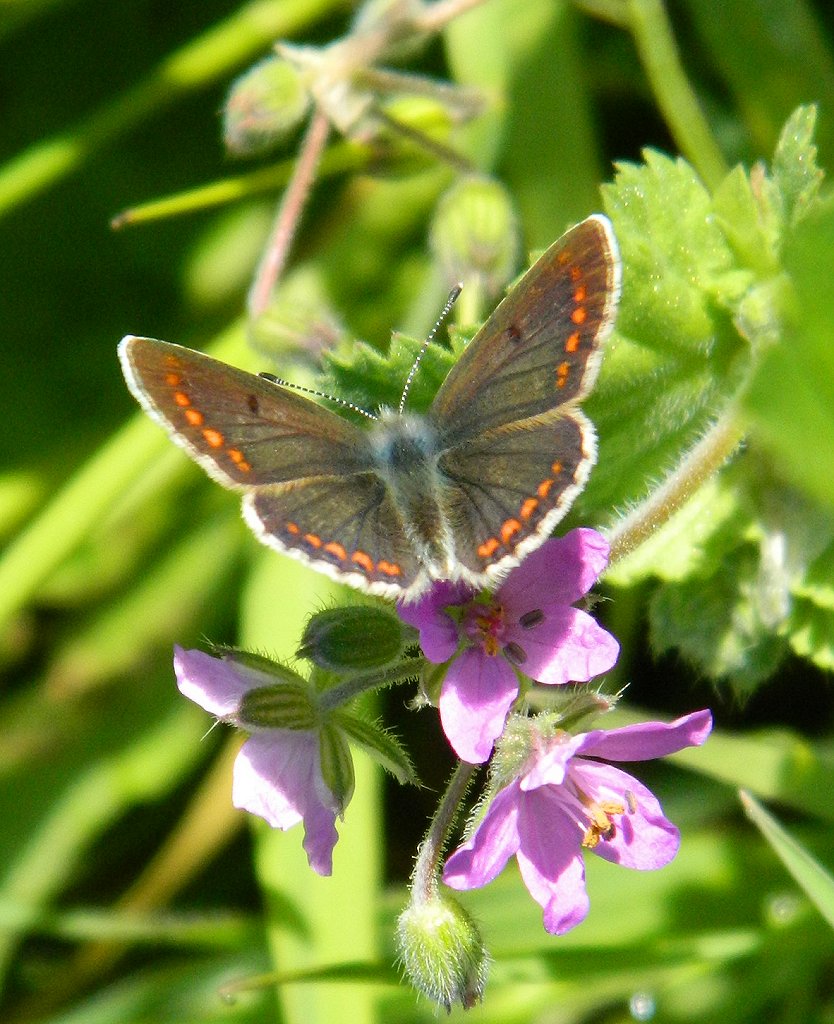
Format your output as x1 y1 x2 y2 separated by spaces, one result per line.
319 657 427 712
410 760 477 904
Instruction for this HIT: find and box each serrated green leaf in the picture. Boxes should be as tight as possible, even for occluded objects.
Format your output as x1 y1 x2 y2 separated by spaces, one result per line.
712 164 779 277
649 546 788 693
335 712 417 786
793 536 834 611
582 151 748 518
772 105 825 229
784 599 834 672
740 790 834 931
322 334 455 414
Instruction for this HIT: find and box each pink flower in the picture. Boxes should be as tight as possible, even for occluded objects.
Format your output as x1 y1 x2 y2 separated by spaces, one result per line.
174 646 341 876
398 529 620 763
443 710 713 934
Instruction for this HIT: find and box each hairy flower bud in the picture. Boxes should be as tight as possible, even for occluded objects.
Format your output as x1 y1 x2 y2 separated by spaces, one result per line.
430 176 519 300
396 893 488 1010
298 605 405 672
223 56 310 156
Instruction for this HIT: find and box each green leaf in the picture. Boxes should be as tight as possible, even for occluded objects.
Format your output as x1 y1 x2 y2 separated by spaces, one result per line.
649 545 788 693
740 790 834 931
322 334 455 415
771 105 825 229
583 150 747 517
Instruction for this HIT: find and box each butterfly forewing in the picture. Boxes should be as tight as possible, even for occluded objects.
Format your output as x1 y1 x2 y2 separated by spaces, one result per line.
119 337 373 489
429 215 619 447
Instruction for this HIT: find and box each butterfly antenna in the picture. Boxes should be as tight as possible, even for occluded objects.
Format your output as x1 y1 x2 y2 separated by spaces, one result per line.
259 374 377 421
398 283 462 416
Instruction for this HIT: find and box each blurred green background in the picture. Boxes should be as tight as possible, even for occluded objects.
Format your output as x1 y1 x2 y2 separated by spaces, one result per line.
2 1 834 1022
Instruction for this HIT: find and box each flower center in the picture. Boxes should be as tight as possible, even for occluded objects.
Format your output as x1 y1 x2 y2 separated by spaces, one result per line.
576 788 627 849
464 601 506 657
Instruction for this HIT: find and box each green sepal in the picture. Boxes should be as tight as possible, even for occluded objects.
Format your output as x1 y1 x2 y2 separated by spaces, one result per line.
333 709 417 786
771 104 824 230
318 721 356 813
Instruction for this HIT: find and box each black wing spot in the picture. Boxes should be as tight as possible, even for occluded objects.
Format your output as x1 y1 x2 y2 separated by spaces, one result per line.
247 393 260 414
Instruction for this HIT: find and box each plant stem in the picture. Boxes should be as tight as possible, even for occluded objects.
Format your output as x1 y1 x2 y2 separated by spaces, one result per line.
410 760 477 904
626 0 728 191
248 108 331 319
319 657 428 712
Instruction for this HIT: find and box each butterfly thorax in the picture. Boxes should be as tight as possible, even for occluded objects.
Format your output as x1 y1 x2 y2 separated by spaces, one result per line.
370 411 454 576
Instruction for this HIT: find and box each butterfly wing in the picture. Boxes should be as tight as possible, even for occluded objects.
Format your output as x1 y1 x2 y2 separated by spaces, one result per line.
119 336 374 487
430 216 620 580
430 215 619 447
119 336 419 594
437 412 595 581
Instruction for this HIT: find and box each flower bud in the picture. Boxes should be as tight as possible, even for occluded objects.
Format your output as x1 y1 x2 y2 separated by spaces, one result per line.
249 265 345 365
223 56 310 156
396 893 488 1010
237 680 317 731
298 605 405 672
430 176 519 300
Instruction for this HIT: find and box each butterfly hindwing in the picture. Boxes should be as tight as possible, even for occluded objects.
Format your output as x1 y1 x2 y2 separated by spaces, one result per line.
119 336 373 490
430 215 619 447
244 474 422 596
438 411 595 579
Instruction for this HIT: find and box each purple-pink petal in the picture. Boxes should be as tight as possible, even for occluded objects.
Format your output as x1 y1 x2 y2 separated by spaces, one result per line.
498 529 610 610
443 784 521 889
397 580 471 662
439 649 520 763
510 606 619 686
233 730 338 875
570 760 680 869
516 787 590 934
575 709 713 762
174 646 267 717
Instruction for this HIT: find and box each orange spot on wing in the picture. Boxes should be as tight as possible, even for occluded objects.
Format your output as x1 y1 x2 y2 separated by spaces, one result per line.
520 497 538 520
569 265 582 281
551 460 563 475
573 284 587 302
324 541 347 562
377 560 401 577
352 550 374 573
184 408 204 426
537 479 553 498
478 537 500 559
500 519 521 545
227 449 251 472
556 362 570 388
286 521 300 535
173 391 191 407
571 306 587 325
565 331 581 353
304 533 323 549
165 372 181 387
202 428 224 449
